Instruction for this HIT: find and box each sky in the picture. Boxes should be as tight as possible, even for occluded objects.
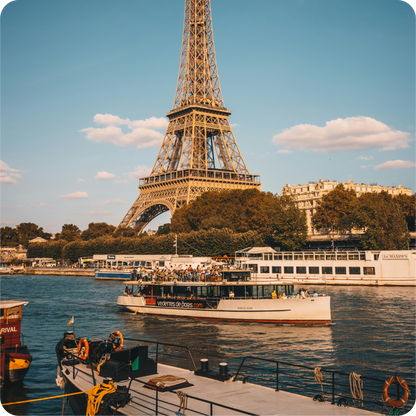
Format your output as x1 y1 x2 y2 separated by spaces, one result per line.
1 0 415 235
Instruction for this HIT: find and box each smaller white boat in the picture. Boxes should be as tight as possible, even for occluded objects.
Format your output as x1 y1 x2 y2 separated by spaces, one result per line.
117 269 331 325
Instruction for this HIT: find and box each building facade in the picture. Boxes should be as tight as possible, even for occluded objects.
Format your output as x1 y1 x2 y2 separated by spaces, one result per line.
282 179 412 235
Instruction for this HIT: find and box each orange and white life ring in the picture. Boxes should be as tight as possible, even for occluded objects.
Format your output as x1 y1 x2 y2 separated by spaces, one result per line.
109 331 124 352
77 337 89 360
382 376 409 408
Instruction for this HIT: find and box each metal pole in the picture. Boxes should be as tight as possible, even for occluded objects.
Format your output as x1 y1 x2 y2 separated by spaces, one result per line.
276 362 279 391
332 372 335 404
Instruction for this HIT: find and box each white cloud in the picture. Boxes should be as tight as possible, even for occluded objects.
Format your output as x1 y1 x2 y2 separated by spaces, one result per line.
0 221 13 225
374 160 416 170
0 161 22 184
40 203 52 207
360 165 367 169
77 178 85 183
130 165 152 180
80 114 168 148
116 180 129 184
58 191 89 200
277 149 291 154
272 116 411 153
357 155 374 160
95 171 116 179
103 199 126 205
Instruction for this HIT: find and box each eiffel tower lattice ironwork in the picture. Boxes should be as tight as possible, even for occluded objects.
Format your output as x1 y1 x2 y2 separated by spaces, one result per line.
118 0 261 232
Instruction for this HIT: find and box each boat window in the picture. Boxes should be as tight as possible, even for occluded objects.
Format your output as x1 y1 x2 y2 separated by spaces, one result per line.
294 254 303 260
304 254 314 260
296 266 306 274
274 254 282 260
322 267 333 274
348 254 359 260
364 267 375 275
263 254 273 261
326 254 335 260
315 254 325 260
197 286 208 298
335 267 346 275
360 253 366 260
309 266 319 274
159 261 165 267
248 264 258 273
272 266 281 274
337 254 347 260
286 285 294 295
284 266 294 274
349 267 361 275
260 266 270 274
284 254 293 260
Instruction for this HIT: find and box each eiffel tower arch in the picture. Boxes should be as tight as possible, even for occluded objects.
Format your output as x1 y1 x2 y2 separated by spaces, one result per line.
118 0 261 233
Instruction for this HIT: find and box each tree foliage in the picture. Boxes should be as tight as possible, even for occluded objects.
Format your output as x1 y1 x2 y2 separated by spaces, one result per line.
0 226 19 246
312 184 357 233
81 222 116 241
56 224 82 242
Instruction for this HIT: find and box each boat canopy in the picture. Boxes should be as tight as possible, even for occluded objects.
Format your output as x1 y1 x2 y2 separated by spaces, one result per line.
0 300 29 310
236 247 278 256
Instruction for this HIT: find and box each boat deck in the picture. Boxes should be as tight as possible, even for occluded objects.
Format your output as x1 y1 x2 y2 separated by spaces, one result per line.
63 361 381 415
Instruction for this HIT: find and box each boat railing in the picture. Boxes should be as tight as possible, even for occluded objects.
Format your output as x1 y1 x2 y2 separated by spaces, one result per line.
233 356 415 414
61 344 257 416
122 376 258 416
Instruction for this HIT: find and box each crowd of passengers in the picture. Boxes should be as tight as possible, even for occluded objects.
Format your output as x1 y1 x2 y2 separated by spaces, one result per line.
129 265 224 283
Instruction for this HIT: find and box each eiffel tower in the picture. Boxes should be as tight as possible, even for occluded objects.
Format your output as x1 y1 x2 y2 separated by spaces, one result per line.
118 0 261 232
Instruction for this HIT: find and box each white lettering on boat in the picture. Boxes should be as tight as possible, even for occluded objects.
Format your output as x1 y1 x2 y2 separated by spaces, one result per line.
1 326 18 333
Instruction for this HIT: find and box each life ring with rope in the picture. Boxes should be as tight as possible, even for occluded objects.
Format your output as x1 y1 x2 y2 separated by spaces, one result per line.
77 337 90 360
382 376 409 408
109 331 124 352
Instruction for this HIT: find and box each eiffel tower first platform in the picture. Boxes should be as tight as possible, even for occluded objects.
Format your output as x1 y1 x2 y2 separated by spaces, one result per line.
118 0 261 233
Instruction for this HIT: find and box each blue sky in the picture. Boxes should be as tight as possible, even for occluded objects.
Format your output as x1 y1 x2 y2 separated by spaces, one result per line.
1 0 415 234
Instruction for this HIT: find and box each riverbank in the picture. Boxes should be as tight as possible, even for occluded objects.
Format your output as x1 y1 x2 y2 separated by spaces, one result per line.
10 267 95 277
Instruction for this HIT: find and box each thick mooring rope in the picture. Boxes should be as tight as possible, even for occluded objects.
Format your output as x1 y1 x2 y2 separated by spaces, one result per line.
86 380 117 416
350 372 364 407
177 391 188 415
314 367 324 399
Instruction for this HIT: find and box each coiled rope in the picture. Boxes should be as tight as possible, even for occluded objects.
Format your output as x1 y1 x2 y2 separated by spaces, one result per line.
86 380 117 416
176 391 188 415
314 367 324 399
350 372 364 407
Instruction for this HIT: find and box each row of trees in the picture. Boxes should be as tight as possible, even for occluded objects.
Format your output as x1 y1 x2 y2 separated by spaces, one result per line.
311 185 415 250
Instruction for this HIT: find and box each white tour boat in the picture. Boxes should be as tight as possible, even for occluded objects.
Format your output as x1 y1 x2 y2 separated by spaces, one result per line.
117 269 331 325
235 247 416 286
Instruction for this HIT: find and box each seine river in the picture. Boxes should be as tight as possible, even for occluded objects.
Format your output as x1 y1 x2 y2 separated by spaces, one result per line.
1 274 415 415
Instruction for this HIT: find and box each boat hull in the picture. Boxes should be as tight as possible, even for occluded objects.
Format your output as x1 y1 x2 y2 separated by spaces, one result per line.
3 351 32 384
117 296 331 324
95 270 131 280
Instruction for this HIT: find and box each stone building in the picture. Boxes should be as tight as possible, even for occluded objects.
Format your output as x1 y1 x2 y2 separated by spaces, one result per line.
281 179 412 236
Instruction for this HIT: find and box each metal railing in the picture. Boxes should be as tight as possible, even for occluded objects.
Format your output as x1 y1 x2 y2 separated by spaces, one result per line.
233 356 415 414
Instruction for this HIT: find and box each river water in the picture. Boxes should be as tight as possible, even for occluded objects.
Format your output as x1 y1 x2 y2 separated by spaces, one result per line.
1 274 415 415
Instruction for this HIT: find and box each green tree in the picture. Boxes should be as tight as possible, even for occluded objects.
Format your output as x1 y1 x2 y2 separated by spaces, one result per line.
113 227 137 238
268 194 308 251
393 193 415 232
0 226 19 246
57 224 81 242
312 184 357 234
81 222 116 240
157 223 171 235
353 192 409 250
16 222 51 248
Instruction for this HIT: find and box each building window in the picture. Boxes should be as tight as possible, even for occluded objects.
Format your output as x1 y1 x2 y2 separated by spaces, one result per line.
296 267 307 274
260 266 270 273
349 267 360 275
284 266 294 274
322 267 333 274
272 266 281 274
335 267 346 275
309 267 319 274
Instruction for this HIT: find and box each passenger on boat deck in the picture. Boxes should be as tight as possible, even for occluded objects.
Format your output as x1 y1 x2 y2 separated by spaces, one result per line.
189 294 195 300
124 286 131 296
282 293 287 299
278 293 282 299
229 290 235 298
272 290 277 299
313 291 318 297
167 293 171 298
300 289 306 298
